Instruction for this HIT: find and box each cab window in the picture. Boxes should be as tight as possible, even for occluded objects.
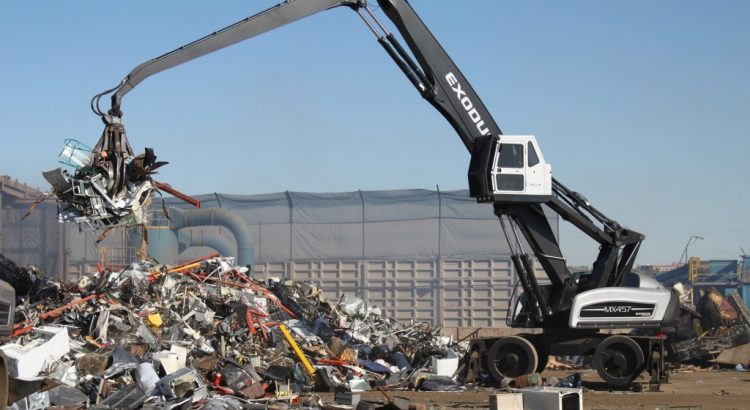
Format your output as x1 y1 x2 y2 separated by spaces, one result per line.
498 143 524 168
496 174 524 191
527 141 539 167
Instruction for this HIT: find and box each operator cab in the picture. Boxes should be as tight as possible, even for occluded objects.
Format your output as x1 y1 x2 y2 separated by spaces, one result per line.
468 135 552 203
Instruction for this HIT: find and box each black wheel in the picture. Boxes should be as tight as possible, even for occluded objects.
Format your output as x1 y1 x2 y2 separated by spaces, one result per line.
535 348 549 373
522 334 550 373
487 336 538 380
593 335 645 386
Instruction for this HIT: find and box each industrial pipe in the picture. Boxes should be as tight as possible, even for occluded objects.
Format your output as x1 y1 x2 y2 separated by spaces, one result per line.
138 228 178 265
169 208 255 267
177 228 236 260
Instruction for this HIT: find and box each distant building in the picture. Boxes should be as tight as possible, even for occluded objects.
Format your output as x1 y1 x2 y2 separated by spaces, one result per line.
637 263 682 275
0 175 66 275
654 257 749 308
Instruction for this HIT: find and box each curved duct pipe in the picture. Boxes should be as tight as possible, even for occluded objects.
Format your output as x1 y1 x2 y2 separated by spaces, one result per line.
137 228 178 265
176 228 236 260
169 207 255 267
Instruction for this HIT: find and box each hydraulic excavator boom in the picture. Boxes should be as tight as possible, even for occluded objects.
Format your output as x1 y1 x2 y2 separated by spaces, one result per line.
75 0 679 387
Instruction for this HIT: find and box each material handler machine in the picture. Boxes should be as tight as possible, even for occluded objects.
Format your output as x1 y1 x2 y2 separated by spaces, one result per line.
87 0 679 388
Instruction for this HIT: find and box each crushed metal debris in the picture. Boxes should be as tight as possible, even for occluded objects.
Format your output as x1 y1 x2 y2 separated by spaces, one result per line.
0 253 470 409
666 285 750 365
3 252 750 408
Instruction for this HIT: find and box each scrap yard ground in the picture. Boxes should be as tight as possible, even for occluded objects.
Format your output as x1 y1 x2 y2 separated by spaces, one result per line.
323 370 749 409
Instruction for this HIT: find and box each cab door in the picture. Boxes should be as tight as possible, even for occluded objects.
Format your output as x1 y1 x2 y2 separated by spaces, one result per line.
524 140 545 195
494 142 526 193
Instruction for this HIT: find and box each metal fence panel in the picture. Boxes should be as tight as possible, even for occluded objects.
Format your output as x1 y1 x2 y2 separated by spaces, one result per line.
252 258 516 327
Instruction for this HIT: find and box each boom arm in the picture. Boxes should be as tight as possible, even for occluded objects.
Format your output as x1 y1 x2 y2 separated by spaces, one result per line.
96 0 500 152
96 0 366 117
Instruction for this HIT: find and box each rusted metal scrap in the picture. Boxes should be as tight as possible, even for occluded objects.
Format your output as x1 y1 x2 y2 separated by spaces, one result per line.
698 288 738 327
672 289 750 364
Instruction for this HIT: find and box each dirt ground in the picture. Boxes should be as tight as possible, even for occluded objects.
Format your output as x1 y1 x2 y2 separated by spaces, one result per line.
318 369 750 410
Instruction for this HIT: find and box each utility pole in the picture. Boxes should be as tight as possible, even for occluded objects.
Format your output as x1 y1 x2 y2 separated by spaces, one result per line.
678 235 704 267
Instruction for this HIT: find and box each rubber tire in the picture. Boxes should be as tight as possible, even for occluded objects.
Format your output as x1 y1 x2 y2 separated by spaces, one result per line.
535 348 549 374
487 336 539 380
522 334 550 373
593 335 645 386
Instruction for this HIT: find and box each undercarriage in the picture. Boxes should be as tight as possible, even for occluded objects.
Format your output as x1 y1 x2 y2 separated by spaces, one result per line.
463 330 669 390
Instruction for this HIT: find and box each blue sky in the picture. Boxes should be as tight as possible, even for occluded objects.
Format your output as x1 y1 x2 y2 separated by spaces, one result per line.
1 1 748 265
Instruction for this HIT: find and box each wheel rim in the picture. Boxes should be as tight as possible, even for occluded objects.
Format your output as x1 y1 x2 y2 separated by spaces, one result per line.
494 345 526 375
600 344 637 378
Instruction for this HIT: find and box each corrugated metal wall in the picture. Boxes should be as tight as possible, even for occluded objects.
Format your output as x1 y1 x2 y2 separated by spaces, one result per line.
252 258 519 328
709 259 737 274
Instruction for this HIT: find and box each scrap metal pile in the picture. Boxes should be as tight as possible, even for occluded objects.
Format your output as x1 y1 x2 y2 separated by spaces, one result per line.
1 254 465 409
668 286 750 367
